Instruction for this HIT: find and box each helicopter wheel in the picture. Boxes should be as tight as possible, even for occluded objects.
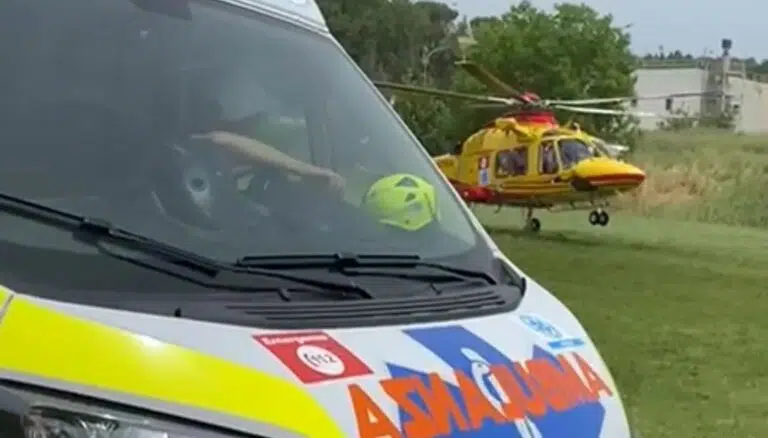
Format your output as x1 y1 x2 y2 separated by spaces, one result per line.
588 210 600 226
588 210 610 226
526 217 541 232
598 211 610 226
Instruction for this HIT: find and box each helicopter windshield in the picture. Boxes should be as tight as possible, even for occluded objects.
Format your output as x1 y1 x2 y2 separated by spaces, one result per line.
0 0 481 264
557 138 594 168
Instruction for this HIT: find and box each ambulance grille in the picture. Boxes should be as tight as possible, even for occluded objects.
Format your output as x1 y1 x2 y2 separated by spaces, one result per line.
217 286 519 329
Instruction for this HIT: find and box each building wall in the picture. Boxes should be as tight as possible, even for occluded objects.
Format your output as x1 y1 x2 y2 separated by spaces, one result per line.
634 68 768 132
634 68 705 130
729 76 768 132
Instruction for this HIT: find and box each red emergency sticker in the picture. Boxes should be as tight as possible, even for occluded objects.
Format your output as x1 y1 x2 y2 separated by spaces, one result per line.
254 331 373 384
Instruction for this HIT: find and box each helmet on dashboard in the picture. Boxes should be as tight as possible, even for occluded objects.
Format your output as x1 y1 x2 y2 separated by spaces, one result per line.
362 173 438 231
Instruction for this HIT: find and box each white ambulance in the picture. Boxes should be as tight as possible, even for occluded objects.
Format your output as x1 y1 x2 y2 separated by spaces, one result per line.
0 0 634 436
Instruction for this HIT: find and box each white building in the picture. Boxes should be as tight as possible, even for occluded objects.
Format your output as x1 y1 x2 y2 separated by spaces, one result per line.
634 58 768 132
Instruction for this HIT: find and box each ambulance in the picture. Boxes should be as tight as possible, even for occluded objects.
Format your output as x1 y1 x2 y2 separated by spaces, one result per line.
0 0 634 436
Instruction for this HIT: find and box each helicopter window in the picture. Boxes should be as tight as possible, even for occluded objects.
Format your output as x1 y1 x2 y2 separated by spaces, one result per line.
557 138 593 168
540 141 558 174
588 138 607 157
495 146 527 177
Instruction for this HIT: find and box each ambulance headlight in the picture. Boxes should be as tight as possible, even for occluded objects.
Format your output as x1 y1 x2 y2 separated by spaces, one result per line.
23 406 230 437
5 385 241 438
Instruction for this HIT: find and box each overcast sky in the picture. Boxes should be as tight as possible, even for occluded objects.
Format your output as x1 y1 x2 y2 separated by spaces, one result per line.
446 0 766 59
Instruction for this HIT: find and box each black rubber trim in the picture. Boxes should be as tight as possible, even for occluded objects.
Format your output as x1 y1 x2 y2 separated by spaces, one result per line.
172 284 523 329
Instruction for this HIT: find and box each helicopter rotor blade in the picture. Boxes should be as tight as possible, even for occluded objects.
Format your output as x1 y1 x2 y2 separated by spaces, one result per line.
552 104 668 118
555 104 730 120
456 60 523 98
467 102 511 109
545 91 723 106
374 81 519 105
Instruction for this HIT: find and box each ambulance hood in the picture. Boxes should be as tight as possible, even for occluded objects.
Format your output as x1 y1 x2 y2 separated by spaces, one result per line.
0 278 631 438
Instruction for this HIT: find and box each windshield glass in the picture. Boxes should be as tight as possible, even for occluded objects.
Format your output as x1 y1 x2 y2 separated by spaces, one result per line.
586 137 607 155
0 0 479 262
557 138 594 168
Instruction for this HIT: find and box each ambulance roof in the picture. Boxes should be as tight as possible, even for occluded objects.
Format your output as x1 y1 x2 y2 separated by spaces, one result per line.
237 0 328 31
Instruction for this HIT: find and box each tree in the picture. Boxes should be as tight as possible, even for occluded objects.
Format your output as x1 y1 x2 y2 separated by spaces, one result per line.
317 0 461 154
317 0 641 152
450 1 639 143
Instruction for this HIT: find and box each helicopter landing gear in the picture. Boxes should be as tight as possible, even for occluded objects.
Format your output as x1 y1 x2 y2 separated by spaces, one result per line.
523 208 541 232
526 217 541 232
588 209 609 226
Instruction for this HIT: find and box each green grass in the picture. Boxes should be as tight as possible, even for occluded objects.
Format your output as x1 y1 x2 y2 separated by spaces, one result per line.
480 207 768 438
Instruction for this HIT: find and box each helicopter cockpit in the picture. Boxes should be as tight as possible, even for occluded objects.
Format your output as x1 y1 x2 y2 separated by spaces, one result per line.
558 138 600 168
540 136 603 174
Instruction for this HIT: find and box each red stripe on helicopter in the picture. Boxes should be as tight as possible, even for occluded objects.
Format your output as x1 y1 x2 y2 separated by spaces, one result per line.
584 174 645 184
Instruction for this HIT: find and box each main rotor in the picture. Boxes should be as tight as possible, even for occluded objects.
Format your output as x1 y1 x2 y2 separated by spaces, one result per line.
375 60 714 119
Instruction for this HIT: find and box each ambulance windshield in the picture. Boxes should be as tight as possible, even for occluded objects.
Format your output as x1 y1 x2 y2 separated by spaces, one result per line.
0 0 481 263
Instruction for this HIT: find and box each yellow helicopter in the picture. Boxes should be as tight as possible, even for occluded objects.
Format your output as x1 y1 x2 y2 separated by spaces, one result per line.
376 61 708 231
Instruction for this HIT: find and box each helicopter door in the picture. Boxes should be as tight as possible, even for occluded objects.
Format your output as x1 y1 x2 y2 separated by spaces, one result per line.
539 140 558 176
529 139 569 192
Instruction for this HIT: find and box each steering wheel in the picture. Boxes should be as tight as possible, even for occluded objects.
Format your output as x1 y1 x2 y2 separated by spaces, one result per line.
236 163 353 234
151 136 246 229
236 165 310 202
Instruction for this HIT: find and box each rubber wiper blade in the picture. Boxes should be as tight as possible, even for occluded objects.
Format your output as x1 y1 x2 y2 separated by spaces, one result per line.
0 193 373 298
236 252 497 285
98 237 374 298
78 224 373 297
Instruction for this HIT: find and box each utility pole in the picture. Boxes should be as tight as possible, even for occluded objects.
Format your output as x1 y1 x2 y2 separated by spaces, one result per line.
720 38 732 115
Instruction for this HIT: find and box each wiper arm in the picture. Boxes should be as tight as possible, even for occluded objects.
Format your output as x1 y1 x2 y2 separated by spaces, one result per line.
236 252 498 285
0 193 373 298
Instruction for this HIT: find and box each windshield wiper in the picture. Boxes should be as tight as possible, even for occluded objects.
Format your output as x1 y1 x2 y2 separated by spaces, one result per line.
0 193 372 298
236 253 498 285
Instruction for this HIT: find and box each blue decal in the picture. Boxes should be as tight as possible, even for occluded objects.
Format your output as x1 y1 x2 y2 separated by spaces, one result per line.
478 169 490 186
520 314 586 350
386 325 606 437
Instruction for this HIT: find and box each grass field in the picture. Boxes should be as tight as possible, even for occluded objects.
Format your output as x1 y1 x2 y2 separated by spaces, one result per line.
480 204 768 437
474 130 768 436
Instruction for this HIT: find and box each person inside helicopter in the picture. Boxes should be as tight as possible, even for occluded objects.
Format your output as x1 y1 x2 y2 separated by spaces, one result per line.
558 138 594 169
541 142 558 174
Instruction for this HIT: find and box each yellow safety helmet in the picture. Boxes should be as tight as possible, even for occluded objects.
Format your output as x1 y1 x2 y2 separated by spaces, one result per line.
362 173 438 231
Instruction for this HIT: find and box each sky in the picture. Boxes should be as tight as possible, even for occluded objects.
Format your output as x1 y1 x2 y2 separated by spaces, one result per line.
446 0 767 59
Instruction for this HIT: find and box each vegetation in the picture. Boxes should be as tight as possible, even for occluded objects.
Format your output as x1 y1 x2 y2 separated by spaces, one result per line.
317 0 640 154
619 130 768 228
641 48 768 76
482 211 768 438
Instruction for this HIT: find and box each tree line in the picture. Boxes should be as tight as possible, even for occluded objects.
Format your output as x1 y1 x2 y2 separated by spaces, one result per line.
642 51 768 75
316 0 639 155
